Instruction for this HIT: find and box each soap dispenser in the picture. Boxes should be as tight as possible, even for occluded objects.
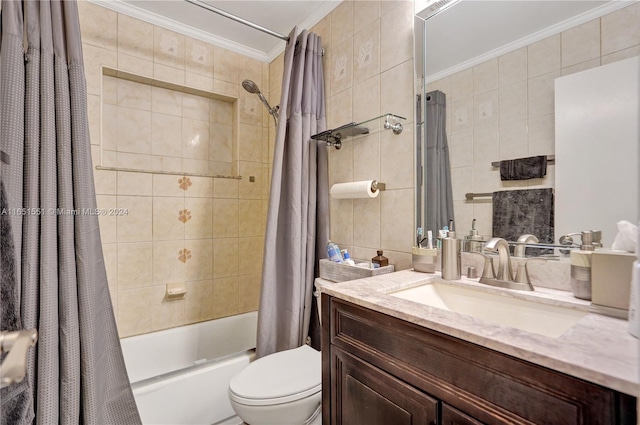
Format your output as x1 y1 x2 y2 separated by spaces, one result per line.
372 250 388 267
569 231 595 300
442 225 461 280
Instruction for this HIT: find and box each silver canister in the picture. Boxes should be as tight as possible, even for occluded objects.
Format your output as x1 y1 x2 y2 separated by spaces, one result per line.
441 231 461 280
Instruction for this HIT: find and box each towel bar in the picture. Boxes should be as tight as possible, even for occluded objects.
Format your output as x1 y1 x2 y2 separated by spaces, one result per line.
491 155 554 168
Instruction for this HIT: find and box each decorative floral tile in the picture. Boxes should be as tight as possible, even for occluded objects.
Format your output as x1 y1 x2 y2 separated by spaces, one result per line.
358 40 373 68
334 55 347 81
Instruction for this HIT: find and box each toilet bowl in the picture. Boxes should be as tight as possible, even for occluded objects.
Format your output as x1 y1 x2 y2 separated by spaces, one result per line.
228 344 321 425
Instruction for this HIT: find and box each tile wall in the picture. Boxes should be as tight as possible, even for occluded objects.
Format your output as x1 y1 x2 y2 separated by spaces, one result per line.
78 1 273 337
426 2 640 237
308 0 417 270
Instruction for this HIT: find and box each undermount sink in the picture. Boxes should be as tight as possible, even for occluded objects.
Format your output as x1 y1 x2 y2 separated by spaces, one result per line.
389 282 587 338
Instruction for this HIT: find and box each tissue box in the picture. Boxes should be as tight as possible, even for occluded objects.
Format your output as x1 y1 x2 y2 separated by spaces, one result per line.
591 250 636 311
319 259 394 282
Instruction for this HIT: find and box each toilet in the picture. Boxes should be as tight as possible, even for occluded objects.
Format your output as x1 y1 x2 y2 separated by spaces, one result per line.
228 344 321 425
228 282 325 425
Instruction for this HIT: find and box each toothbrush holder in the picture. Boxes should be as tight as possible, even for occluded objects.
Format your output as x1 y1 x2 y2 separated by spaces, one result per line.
412 247 438 273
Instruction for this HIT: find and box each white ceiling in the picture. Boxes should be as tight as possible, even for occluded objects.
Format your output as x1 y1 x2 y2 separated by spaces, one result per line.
95 0 340 61
422 0 631 80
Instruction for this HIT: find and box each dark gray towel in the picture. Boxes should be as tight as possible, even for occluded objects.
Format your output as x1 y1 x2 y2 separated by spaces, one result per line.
499 155 547 181
492 188 554 256
1 181 35 425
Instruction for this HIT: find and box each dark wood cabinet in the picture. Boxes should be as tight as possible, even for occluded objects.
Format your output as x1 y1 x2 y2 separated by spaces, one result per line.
322 294 637 425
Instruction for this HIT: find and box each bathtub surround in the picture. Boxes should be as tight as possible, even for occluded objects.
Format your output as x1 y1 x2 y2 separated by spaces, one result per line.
257 29 328 358
79 1 271 337
0 0 140 423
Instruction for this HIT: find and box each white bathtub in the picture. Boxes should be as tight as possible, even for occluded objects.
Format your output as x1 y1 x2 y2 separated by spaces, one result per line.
121 312 258 425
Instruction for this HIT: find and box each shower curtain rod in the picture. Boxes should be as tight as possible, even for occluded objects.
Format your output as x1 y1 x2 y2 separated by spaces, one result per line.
185 0 290 42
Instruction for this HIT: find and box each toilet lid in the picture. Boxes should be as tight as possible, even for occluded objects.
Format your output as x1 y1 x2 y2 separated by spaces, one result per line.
229 345 321 406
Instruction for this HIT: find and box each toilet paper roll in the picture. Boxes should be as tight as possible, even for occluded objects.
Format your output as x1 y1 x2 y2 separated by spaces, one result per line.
330 180 379 199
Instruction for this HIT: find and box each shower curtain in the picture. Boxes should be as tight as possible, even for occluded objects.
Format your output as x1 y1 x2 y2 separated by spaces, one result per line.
256 28 328 358
0 1 140 423
425 90 454 232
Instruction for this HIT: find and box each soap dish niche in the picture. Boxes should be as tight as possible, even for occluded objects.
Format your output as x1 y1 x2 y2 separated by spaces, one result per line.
166 282 187 300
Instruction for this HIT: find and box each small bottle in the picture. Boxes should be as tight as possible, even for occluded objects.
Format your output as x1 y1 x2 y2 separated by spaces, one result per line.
372 250 389 267
341 249 355 266
327 241 343 263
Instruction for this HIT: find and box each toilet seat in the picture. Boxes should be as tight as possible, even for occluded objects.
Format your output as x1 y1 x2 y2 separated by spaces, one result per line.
229 345 321 406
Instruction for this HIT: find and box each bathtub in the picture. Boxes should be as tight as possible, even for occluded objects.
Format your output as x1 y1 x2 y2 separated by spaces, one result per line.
121 312 258 425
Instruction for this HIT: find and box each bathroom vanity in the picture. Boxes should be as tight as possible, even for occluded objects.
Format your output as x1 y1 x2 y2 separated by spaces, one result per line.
318 271 638 425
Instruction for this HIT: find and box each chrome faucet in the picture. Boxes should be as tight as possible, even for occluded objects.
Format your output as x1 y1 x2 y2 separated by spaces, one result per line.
513 234 539 258
484 237 514 281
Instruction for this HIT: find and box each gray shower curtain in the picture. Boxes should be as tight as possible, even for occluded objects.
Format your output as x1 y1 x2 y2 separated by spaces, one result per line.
256 28 328 358
425 90 454 232
0 1 140 423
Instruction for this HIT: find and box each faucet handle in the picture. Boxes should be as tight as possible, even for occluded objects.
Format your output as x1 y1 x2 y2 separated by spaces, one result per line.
514 258 547 285
470 252 496 280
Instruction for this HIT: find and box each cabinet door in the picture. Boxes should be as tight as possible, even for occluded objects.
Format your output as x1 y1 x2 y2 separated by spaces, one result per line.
441 404 484 425
332 348 438 425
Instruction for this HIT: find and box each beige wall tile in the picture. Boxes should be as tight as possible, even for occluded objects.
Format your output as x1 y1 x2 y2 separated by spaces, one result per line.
117 107 152 154
153 174 186 197
380 59 413 124
353 197 381 249
186 37 214 77
353 75 381 127
238 237 263 275
214 46 239 84
118 54 154 78
88 94 101 146
238 56 263 87
330 198 353 246
380 2 413 72
118 79 152 111
185 239 214 281
238 161 263 199
450 97 474 133
380 189 413 252
384 250 412 271
101 103 117 151
152 156 182 173
214 79 239 98
185 280 215 323
183 93 210 121
527 35 561 78
238 124 262 163
152 87 183 116
561 19 601 68
154 27 185 69
471 164 498 194
238 200 262 238
331 39 354 96
185 198 213 239
353 20 380 86
328 141 353 186
238 90 263 126
472 127 499 166
355 1 381 33
380 125 413 189
238 274 261 313
153 240 185 285
210 123 233 163
185 72 214 92
152 285 186 331
118 14 154 61
451 167 473 201
214 178 239 198
153 196 185 241
601 3 640 55
498 47 527 87
182 158 209 174
117 171 152 196
450 68 473 100
102 75 118 105
213 276 239 318
528 70 560 118
473 59 498 94
116 152 152 170
151 113 182 158
213 238 239 278
327 88 353 129
331 1 354 47
78 1 117 51
181 118 209 160
154 63 185 86
473 90 499 129
562 58 601 76
117 242 153 290
82 44 117 96
185 176 213 198
117 196 152 242
94 169 117 195
118 287 153 337
103 243 118 292
449 131 473 168
498 82 527 125
499 120 528 160
528 114 555 155
97 195 117 244
213 198 239 238
210 99 234 124
352 133 380 181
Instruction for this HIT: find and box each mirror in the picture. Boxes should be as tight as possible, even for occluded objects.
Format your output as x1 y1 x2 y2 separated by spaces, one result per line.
414 0 639 250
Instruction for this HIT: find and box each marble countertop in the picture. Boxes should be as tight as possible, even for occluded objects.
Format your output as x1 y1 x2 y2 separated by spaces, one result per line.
316 270 639 396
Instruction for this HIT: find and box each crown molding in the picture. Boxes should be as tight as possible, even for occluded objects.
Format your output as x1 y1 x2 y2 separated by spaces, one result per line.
425 1 635 83
88 0 270 61
264 1 341 62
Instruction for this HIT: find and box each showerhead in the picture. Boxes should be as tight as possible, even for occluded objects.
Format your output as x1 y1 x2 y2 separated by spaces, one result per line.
242 79 261 94
242 79 279 125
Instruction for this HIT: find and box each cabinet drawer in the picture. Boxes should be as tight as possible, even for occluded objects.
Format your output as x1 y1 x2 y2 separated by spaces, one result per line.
325 296 635 425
